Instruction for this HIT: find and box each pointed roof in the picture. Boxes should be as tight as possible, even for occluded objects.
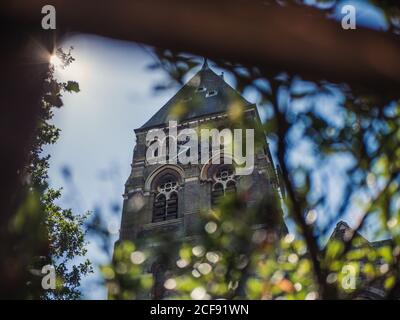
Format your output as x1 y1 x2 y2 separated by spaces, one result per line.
327 221 369 245
325 220 393 249
136 61 251 131
201 57 210 70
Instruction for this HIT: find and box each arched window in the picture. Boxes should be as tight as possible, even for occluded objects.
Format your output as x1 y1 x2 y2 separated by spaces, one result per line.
211 183 224 206
226 180 236 194
153 194 166 222
211 166 236 206
152 175 179 222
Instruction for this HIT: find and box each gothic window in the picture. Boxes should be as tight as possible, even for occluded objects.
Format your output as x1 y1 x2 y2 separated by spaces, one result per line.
152 176 179 222
226 180 236 194
211 166 236 206
166 192 178 220
153 194 166 222
211 183 224 206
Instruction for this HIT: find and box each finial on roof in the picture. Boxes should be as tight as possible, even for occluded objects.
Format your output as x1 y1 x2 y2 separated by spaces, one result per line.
201 58 209 70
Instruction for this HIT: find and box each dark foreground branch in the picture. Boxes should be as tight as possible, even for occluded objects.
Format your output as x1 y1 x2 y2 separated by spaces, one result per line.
2 0 400 96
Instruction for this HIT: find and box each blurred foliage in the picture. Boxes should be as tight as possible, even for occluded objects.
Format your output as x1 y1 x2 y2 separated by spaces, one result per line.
35 48 92 299
54 0 400 300
103 0 400 299
5 0 400 300
103 241 153 300
314 0 400 32
2 48 92 299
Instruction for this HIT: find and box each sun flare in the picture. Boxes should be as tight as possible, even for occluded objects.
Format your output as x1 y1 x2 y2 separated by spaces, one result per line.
49 54 62 68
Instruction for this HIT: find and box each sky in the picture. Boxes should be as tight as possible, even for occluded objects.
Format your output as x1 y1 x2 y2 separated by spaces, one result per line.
45 1 388 299
46 36 172 298
46 35 254 299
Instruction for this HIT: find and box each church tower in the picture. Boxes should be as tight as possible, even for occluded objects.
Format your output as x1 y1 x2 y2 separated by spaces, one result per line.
117 61 285 297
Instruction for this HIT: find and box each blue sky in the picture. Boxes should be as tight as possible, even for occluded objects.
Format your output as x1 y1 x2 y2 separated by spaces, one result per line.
45 1 388 299
46 35 253 299
46 36 174 298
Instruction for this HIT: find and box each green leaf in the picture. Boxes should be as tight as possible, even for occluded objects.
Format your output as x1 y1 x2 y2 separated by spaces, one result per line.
66 81 80 93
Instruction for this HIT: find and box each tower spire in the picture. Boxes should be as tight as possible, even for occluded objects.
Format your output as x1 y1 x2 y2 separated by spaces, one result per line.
201 58 209 70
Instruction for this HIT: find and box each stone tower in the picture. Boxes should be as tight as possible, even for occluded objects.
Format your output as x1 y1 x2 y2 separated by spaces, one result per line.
117 60 285 297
